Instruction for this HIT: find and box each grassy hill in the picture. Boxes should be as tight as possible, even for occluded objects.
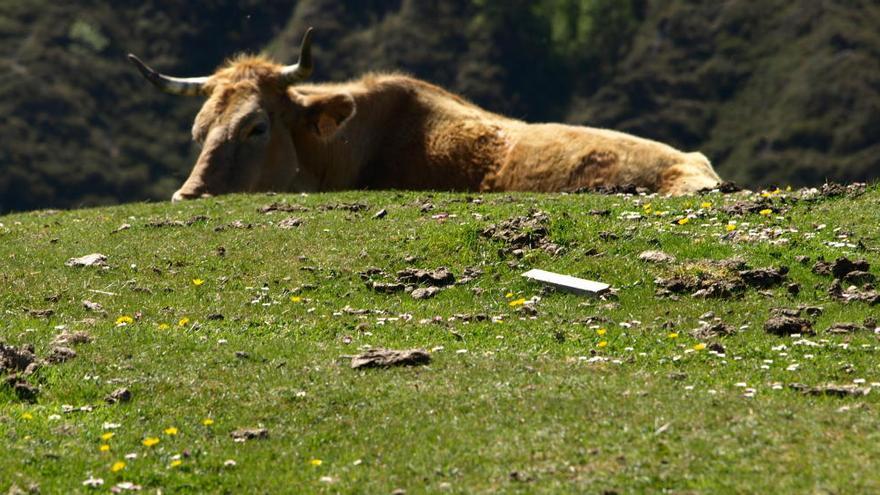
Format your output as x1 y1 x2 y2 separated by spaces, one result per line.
2 186 880 492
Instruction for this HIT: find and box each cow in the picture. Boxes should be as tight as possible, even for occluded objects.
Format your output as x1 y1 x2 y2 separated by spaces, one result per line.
128 29 722 201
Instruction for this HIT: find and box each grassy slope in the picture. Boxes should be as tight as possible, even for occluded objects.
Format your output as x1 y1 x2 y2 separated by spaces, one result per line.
1 187 880 493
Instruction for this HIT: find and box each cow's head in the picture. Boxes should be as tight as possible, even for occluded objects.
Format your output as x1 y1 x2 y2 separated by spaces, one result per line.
129 29 355 201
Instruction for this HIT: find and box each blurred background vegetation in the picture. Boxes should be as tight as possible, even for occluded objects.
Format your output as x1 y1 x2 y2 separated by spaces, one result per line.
1 0 878 212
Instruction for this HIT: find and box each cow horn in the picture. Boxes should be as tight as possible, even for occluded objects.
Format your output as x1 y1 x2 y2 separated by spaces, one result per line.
127 54 210 96
279 28 314 85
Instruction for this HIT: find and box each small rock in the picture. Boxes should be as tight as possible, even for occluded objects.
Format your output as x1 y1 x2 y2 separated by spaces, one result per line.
638 250 676 263
65 253 107 267
105 387 132 404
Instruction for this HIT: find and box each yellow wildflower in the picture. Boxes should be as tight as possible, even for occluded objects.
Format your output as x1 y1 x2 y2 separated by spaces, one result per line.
701 201 712 209
115 315 134 326
677 217 690 225
169 459 183 468
508 298 526 307
142 437 160 447
667 332 679 339
192 278 205 286
505 292 513 298
725 224 737 232
786 185 792 191
100 444 110 452
759 209 772 216
309 459 323 466
693 343 707 351
111 461 126 472
101 432 115 441
164 427 178 436
596 328 607 336
202 418 214 426
20 412 33 420
178 317 190 327
157 323 170 330
290 296 302 303
597 341 608 348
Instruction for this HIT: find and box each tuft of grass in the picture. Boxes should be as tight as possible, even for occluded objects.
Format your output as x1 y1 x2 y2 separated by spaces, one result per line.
2 186 880 493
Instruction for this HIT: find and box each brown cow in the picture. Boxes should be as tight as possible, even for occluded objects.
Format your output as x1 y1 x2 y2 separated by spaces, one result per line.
128 29 721 201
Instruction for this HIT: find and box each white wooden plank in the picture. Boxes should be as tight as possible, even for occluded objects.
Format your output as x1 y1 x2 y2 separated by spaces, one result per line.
521 269 610 296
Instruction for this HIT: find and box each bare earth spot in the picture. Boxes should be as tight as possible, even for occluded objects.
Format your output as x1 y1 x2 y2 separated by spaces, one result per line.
638 250 676 264
105 387 132 404
789 383 871 397
764 315 814 336
231 427 269 442
349 348 431 369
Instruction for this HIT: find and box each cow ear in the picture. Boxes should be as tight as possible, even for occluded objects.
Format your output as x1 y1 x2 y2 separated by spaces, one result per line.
304 93 356 138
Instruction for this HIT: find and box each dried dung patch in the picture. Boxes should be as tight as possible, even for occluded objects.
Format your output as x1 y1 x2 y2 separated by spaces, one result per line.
397 267 455 287
349 348 431 369
258 202 310 214
789 383 871 397
481 210 561 255
231 428 269 441
764 315 814 336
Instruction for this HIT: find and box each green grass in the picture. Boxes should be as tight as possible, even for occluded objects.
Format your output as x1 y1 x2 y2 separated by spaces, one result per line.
2 186 880 493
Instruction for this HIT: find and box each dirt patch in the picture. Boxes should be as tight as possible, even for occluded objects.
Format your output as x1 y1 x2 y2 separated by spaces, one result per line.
738 267 789 289
764 315 814 336
1 343 38 374
348 348 431 369
51 330 91 347
105 387 132 404
319 202 369 212
691 321 736 340
45 346 76 364
789 383 871 397
829 280 880 305
397 267 455 287
827 323 862 334
818 181 867 199
481 210 561 255
576 183 647 195
411 287 441 300
655 259 787 298
812 256 870 278
258 202 310 214
5 376 38 402
638 250 676 263
231 427 269 441
275 217 303 229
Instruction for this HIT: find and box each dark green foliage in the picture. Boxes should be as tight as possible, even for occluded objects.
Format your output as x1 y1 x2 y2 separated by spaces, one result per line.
1 0 878 212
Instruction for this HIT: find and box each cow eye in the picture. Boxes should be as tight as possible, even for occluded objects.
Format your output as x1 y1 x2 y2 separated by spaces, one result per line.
248 122 268 139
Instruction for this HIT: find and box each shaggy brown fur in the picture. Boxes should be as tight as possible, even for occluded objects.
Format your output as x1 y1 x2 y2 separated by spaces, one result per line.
170 55 721 200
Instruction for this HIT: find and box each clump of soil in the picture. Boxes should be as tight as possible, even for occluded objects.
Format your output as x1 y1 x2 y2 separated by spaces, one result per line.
481 210 561 255
105 387 132 404
764 314 814 336
319 202 369 212
576 183 647 195
258 202 310 214
789 383 871 397
691 321 736 340
348 348 431 369
397 267 455 286
818 181 867 199
231 427 269 441
813 256 871 278
654 259 787 298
